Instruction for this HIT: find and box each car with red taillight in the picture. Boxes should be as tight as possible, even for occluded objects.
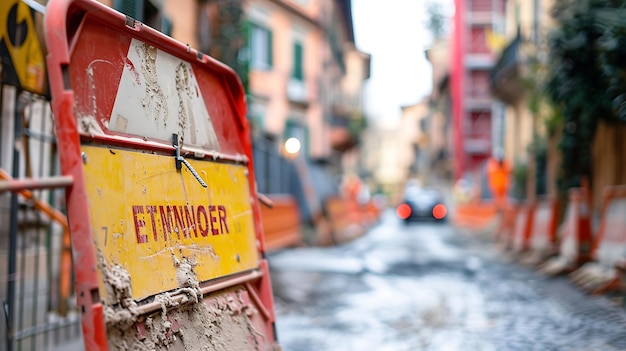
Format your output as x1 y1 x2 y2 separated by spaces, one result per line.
396 186 447 223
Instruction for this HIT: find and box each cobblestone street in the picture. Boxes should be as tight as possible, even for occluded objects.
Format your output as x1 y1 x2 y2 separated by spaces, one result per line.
269 211 626 351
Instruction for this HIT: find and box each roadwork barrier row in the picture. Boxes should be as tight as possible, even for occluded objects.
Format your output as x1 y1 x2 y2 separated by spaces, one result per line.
494 185 626 297
569 185 626 294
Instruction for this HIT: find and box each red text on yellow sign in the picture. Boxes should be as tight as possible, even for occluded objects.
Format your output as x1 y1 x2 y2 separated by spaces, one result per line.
81 145 259 301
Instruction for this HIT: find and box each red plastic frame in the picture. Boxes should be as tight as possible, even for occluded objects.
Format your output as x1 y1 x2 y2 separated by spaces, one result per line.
45 0 277 349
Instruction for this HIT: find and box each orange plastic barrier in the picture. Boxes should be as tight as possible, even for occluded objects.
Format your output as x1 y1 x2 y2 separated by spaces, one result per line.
453 201 498 232
538 188 593 276
519 198 559 265
325 196 366 245
352 199 380 227
260 194 302 252
511 202 535 254
569 185 626 293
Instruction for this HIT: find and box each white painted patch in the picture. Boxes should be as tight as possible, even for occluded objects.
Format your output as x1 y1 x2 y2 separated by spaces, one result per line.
109 39 220 152
596 199 626 267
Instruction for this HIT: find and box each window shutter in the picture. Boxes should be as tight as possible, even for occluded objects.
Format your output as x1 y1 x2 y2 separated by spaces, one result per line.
114 0 144 21
239 21 252 94
161 16 173 36
293 42 303 80
240 21 252 64
267 29 273 67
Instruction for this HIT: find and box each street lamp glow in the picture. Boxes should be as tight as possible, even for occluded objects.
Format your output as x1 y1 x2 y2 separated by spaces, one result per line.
285 137 301 155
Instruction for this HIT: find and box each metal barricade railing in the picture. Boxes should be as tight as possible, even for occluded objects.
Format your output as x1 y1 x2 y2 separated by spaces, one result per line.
1 89 82 351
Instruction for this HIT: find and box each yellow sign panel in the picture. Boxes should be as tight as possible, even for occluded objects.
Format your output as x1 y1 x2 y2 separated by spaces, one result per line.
81 145 259 301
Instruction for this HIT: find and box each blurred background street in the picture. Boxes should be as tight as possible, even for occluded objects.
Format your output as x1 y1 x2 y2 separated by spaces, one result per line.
270 211 626 351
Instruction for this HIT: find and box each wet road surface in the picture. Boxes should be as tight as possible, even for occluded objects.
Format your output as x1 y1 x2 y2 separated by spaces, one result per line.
268 211 626 351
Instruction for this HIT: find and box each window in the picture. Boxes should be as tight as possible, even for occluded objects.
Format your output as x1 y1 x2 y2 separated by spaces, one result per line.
292 41 304 80
469 70 490 97
470 27 489 54
470 0 492 12
250 23 273 70
115 0 144 21
114 0 171 35
247 102 266 133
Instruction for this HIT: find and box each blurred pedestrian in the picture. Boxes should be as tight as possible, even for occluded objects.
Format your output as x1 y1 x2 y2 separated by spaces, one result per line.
487 148 512 211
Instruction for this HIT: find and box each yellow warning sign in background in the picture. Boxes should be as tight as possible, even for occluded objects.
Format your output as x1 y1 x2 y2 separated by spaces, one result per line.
81 145 259 301
0 0 47 95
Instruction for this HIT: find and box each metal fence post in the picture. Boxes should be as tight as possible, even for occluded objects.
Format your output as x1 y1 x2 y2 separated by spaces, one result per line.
5 92 21 351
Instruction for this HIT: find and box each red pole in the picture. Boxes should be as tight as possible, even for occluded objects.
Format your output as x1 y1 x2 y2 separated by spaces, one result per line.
451 0 465 181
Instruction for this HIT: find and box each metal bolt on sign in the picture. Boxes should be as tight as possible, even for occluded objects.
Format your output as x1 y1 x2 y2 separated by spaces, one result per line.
173 133 207 188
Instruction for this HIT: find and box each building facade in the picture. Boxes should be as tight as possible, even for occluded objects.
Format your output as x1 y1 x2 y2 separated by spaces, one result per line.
490 0 555 199
425 38 453 181
451 0 506 181
239 0 370 219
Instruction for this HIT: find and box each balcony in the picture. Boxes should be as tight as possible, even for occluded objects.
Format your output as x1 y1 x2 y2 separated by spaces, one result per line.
465 97 493 111
329 112 366 152
465 54 494 69
467 11 493 25
490 34 524 105
464 137 491 154
287 78 308 105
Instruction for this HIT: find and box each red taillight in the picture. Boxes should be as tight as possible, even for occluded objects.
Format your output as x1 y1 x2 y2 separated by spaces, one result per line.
433 204 447 220
396 203 412 219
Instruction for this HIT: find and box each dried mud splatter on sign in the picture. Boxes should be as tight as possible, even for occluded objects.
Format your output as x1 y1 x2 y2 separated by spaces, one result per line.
137 43 168 128
175 62 194 146
138 287 264 351
77 115 105 136
101 252 263 350
98 252 141 350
